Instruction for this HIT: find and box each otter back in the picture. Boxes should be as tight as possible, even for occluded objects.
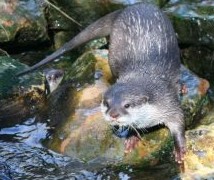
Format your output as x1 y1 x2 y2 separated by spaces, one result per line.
109 4 180 80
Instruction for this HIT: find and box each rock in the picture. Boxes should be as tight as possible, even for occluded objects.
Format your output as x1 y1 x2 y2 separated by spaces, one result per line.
0 56 46 127
0 0 49 48
199 106 214 126
0 56 42 98
181 46 214 82
44 49 210 169
180 65 210 127
45 50 122 162
45 0 122 49
183 123 214 179
164 1 214 48
164 0 214 92
0 56 66 127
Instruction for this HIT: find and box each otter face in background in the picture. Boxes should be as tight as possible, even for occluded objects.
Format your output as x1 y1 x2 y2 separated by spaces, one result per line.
44 69 64 94
101 83 164 128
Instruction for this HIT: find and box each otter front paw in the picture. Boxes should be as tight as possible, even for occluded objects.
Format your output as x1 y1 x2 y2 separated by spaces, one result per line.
174 144 186 172
124 136 140 154
174 146 186 164
180 84 188 95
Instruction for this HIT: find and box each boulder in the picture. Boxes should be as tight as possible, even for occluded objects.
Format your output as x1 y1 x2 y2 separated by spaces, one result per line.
44 49 210 168
0 0 48 47
165 1 214 48
0 56 46 127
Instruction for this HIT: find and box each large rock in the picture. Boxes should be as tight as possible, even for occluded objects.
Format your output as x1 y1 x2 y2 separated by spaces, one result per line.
44 49 210 169
183 122 214 179
0 0 49 47
164 1 214 48
164 0 214 89
180 65 210 127
0 56 45 127
181 45 214 82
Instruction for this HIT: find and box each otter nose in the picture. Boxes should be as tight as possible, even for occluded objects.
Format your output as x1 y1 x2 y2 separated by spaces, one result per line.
109 112 120 119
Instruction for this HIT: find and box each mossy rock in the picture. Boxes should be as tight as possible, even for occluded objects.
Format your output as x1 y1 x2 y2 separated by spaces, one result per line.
0 0 48 46
44 50 209 169
0 56 46 126
164 2 214 48
181 46 214 82
0 56 44 98
44 50 172 166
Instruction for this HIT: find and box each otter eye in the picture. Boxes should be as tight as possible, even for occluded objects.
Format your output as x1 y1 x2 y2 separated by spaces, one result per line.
124 104 130 108
47 76 51 81
103 100 109 108
141 96 148 104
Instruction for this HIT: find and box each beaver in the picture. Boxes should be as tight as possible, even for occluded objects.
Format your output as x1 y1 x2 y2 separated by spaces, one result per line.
17 3 186 167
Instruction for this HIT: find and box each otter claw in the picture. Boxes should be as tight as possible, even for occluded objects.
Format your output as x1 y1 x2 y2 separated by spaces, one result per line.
180 84 188 95
124 136 140 154
174 147 186 162
174 147 186 172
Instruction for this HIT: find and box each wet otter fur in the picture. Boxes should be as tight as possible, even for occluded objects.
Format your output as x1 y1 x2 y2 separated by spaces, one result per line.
17 3 186 168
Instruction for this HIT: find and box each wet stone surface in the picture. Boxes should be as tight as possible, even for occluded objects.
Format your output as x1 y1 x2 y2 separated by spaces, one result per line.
0 0 48 47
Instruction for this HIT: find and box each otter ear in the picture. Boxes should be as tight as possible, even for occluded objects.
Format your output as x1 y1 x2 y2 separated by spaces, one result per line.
139 96 149 104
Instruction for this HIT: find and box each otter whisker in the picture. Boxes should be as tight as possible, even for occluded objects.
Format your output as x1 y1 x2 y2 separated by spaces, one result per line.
133 122 148 134
130 124 143 141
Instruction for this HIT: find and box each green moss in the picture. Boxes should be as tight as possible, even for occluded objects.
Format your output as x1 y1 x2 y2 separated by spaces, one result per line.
0 56 43 99
65 52 96 85
197 5 214 16
165 3 214 48
182 95 210 128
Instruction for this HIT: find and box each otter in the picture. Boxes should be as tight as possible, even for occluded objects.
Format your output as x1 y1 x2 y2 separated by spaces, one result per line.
43 69 64 94
17 3 186 166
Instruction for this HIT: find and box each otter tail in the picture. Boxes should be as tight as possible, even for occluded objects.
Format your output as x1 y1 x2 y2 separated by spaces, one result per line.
17 10 121 76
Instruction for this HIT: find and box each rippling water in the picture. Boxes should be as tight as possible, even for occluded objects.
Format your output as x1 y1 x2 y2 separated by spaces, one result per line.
0 115 180 180
0 117 133 179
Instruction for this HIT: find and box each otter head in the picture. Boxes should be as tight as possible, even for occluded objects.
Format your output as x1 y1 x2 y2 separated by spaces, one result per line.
101 82 164 129
44 69 64 94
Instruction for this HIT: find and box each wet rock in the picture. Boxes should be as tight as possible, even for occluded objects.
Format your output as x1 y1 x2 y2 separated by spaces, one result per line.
180 65 210 128
164 1 214 48
181 46 214 82
0 0 48 48
0 56 43 98
199 106 214 125
164 1 214 89
45 50 123 162
183 123 214 179
44 49 210 169
0 56 47 126
0 63 65 127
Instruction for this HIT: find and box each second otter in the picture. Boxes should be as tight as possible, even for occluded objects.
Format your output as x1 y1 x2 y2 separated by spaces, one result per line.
17 3 186 166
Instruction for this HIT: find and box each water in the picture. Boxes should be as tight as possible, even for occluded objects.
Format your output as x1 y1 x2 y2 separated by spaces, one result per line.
0 116 180 179
0 117 133 179
0 117 79 179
